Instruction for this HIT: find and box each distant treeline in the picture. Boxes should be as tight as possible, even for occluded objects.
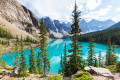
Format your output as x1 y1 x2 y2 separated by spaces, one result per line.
16 35 38 44
0 26 14 39
78 27 120 44
0 39 10 46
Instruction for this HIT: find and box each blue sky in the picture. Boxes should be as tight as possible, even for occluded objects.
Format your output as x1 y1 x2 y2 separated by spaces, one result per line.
17 0 120 23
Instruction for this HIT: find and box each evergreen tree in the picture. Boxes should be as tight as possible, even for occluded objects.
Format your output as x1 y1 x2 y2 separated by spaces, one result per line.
37 52 43 74
39 18 50 77
66 2 84 76
98 51 102 67
106 37 112 65
18 37 28 77
14 41 20 68
63 43 67 75
94 56 98 67
29 47 38 74
87 35 95 66
112 42 118 63
58 53 63 74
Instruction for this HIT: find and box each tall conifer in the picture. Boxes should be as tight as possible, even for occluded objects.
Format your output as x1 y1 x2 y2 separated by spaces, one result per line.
63 43 67 75
37 52 43 74
39 18 50 77
18 37 28 77
58 53 63 74
106 37 112 65
29 48 38 74
14 41 20 68
66 2 84 76
87 35 95 66
112 42 118 63
94 55 98 67
98 51 101 67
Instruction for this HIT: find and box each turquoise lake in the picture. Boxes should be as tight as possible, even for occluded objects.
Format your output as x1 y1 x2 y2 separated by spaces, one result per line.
1 39 120 74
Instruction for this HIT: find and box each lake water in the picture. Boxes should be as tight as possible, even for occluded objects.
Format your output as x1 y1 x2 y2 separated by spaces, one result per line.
1 39 120 74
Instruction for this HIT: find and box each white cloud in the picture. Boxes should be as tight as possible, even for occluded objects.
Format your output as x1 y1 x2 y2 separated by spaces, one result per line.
82 5 112 21
116 8 120 12
86 0 102 10
50 56 61 63
18 0 97 22
112 15 120 22
17 0 119 22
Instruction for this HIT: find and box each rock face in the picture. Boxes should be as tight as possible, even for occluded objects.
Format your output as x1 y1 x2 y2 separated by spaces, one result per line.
84 66 114 80
0 0 40 36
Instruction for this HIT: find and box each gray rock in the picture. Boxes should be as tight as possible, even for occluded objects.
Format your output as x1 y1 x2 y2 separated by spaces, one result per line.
84 66 114 80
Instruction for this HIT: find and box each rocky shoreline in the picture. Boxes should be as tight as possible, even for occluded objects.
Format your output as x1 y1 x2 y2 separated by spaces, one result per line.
0 66 119 80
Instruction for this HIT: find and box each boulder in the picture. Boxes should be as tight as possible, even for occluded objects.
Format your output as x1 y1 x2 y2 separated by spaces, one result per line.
84 66 114 80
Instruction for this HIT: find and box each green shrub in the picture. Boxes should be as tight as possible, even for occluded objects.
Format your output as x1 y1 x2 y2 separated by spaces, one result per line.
18 70 30 77
45 75 61 80
3 62 8 68
74 72 94 80
105 65 116 70
110 70 116 73
116 61 120 69
0 66 3 69
76 72 90 77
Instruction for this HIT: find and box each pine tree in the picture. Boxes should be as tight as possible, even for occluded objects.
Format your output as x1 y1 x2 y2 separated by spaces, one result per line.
58 53 63 74
106 37 112 65
39 18 50 77
98 51 102 67
37 52 43 74
63 43 67 75
29 47 38 74
87 35 95 66
94 56 98 67
18 37 28 77
14 41 20 68
66 2 84 76
112 42 118 63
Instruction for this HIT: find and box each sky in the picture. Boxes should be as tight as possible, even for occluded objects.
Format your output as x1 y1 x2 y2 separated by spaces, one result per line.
17 0 120 23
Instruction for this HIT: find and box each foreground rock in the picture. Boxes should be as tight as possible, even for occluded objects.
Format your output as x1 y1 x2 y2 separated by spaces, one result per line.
84 66 114 80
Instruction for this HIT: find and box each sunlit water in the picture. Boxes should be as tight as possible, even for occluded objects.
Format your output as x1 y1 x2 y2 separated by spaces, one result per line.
1 39 120 74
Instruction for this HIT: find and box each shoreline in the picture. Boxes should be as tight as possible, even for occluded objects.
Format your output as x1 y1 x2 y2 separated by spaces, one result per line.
0 38 53 55
1 38 120 55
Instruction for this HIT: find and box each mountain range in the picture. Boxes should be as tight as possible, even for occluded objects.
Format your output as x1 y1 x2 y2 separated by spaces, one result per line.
79 19 115 33
43 17 115 38
0 0 117 39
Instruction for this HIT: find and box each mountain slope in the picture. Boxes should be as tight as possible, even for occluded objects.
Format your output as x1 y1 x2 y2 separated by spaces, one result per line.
78 21 120 44
0 17 36 40
0 0 40 39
